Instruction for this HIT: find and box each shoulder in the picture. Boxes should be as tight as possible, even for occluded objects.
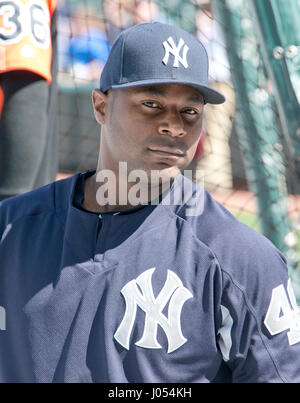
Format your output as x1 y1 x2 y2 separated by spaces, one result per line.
173 175 288 279
0 173 80 240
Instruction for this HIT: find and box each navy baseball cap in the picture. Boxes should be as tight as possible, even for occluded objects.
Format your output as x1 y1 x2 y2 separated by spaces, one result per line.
100 22 225 104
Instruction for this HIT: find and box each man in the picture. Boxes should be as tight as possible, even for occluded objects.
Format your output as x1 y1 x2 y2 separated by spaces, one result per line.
0 22 300 383
0 0 57 200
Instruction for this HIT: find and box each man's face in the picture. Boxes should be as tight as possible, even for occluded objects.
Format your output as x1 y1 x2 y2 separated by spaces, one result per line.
93 83 204 181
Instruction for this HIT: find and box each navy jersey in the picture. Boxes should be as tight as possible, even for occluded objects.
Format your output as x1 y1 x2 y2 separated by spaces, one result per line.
0 170 300 383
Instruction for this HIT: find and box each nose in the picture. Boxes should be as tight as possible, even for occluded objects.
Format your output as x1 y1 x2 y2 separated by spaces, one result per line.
158 110 187 138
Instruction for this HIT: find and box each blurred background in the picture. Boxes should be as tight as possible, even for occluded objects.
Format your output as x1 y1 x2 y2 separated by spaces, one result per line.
55 0 300 299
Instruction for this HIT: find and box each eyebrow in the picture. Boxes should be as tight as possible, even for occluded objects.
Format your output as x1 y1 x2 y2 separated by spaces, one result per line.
134 86 204 104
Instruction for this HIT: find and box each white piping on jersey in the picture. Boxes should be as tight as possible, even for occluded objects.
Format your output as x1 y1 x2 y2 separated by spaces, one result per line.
217 305 233 362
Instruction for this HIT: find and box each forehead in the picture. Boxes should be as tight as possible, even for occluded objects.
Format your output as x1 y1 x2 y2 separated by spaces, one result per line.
111 83 204 103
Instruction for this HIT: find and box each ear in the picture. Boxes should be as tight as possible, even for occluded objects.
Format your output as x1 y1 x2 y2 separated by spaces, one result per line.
92 89 108 125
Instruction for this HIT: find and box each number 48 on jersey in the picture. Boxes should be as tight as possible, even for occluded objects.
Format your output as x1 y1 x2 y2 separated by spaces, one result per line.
264 279 300 346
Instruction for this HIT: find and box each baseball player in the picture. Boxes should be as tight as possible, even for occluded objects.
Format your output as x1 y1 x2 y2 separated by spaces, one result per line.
0 22 300 383
0 0 57 200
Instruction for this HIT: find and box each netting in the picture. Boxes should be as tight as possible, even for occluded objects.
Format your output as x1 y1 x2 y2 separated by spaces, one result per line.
55 0 300 300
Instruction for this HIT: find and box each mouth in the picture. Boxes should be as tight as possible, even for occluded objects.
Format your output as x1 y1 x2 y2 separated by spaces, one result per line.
147 147 185 157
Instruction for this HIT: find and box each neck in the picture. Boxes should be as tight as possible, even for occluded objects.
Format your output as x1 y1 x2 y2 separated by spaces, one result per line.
82 167 177 214
82 143 179 213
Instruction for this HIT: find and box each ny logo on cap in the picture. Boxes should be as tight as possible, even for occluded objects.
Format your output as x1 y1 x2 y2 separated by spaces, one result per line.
114 268 193 353
162 36 189 68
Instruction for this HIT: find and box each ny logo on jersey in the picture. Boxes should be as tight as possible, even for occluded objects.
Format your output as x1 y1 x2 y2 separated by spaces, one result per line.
162 37 189 68
114 268 193 353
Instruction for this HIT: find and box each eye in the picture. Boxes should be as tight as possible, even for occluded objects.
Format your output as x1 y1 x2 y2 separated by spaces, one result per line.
142 101 161 109
182 108 198 115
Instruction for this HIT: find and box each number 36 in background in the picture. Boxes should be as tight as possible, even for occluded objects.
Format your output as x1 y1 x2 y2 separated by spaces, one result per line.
264 279 300 346
0 0 50 48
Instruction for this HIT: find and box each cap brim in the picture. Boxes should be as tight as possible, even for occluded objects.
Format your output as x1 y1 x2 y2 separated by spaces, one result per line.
104 79 226 104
